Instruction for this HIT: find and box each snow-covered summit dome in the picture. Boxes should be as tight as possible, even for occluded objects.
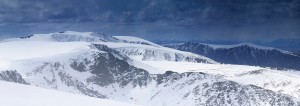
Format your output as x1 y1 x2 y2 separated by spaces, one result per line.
4 31 114 42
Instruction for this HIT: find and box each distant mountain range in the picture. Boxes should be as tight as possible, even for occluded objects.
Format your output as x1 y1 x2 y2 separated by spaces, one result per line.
164 42 300 70
154 39 300 51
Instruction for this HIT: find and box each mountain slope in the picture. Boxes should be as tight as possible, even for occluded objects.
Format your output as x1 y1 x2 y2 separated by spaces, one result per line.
2 64 300 105
139 61 300 100
165 42 300 70
0 81 138 106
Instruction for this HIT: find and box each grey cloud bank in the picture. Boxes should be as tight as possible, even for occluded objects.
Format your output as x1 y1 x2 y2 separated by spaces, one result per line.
0 0 299 41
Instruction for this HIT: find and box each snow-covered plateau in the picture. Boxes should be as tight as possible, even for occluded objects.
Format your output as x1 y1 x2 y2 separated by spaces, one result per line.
1 31 300 106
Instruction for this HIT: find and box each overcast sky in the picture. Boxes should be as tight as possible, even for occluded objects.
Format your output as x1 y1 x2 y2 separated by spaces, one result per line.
0 0 299 41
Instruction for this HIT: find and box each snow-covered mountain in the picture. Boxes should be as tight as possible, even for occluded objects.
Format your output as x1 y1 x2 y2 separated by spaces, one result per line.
1 31 215 64
165 42 300 70
1 31 300 106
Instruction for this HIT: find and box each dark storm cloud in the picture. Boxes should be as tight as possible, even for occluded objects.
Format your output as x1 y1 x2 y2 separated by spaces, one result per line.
0 0 300 41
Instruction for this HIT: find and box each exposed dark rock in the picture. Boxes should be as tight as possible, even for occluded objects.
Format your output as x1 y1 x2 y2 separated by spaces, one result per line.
0 70 29 85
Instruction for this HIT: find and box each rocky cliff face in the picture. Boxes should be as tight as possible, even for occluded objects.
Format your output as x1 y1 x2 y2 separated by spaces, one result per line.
0 70 29 84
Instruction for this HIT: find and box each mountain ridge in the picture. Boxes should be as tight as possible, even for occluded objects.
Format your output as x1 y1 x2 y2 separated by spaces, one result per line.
165 41 300 70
